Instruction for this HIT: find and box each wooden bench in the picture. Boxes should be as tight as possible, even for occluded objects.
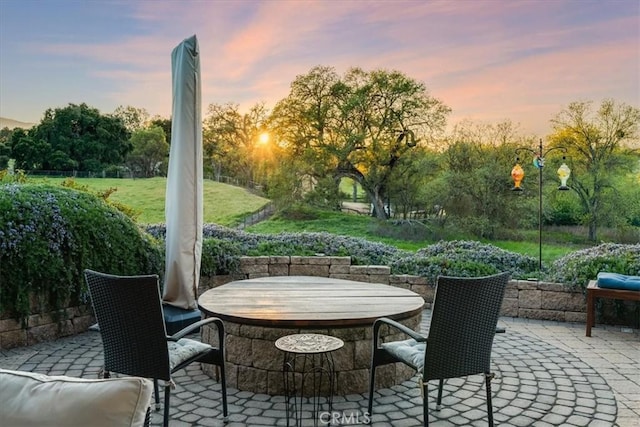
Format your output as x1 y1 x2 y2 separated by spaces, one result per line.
586 280 640 337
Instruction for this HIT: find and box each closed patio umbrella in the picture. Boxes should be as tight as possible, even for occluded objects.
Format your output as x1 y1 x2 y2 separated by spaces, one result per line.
163 34 203 313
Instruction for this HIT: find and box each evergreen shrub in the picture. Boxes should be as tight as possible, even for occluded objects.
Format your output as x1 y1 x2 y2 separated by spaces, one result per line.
201 238 242 276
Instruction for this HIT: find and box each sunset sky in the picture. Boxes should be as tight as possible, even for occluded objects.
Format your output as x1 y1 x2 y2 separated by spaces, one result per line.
1 0 638 136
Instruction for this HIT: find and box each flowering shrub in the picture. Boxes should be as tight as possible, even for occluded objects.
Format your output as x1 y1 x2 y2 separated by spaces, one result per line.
148 223 407 268
201 238 242 276
390 240 537 283
550 243 640 290
0 184 163 325
147 225 536 279
59 177 141 221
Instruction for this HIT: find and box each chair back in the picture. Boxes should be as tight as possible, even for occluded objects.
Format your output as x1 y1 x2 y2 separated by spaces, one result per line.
84 269 171 381
423 272 509 381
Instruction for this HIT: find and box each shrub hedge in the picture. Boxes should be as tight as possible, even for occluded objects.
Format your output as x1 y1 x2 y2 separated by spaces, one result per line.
390 240 539 284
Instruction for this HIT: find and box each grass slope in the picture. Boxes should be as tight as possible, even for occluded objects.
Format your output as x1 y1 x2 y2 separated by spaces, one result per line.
31 176 586 262
247 209 584 263
34 177 270 226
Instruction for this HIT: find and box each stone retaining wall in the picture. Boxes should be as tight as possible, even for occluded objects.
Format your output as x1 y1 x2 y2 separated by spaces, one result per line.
0 305 94 349
0 255 610 350
200 256 589 324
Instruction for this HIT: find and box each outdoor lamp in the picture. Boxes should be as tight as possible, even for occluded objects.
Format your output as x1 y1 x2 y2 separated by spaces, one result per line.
511 139 568 275
557 160 571 191
511 161 524 191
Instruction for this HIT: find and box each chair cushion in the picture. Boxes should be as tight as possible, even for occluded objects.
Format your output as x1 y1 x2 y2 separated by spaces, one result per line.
0 368 152 427
168 338 213 371
381 339 426 371
597 272 640 291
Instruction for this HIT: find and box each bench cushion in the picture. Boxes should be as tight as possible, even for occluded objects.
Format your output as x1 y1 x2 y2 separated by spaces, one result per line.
597 272 640 291
0 369 153 427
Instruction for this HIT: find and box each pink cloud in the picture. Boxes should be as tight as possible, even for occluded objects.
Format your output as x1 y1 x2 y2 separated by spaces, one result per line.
3 0 637 133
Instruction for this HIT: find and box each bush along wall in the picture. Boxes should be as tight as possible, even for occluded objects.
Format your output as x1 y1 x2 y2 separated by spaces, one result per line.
0 184 163 328
146 224 541 281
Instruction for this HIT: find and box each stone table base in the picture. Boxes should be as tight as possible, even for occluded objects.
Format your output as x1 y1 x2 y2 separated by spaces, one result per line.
201 313 421 395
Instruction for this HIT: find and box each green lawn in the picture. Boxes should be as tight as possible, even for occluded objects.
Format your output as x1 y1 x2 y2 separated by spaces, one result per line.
489 240 584 264
247 209 591 263
32 176 588 262
33 177 270 226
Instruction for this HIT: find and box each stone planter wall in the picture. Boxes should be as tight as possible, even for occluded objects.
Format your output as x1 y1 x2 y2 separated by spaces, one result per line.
3 255 630 350
200 256 590 324
0 304 94 349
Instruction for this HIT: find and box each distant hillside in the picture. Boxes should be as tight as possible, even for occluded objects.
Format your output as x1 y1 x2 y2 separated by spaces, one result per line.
0 117 36 130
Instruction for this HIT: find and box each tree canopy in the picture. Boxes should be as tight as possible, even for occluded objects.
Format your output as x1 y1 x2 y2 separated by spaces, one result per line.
549 99 640 241
2 67 638 243
112 105 150 133
203 102 269 187
11 103 131 172
126 126 169 177
269 66 451 218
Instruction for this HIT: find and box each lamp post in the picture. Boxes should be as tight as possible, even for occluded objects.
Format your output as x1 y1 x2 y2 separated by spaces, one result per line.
511 139 570 274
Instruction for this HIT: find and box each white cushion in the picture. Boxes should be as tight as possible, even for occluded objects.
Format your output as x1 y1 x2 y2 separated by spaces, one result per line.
0 368 153 427
382 339 426 371
168 337 212 371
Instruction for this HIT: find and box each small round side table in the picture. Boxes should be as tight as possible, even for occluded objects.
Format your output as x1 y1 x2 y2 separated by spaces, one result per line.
275 333 344 427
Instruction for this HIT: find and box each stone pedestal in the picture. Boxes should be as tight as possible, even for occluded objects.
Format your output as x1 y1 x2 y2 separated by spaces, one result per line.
201 312 421 395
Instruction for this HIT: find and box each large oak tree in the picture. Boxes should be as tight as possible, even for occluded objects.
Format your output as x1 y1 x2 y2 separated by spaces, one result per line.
269 66 450 218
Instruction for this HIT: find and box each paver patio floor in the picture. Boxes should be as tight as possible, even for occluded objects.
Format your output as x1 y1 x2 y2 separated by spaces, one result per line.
1 310 638 426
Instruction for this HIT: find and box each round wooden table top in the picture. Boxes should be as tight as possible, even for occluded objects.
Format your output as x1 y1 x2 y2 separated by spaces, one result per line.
198 275 425 328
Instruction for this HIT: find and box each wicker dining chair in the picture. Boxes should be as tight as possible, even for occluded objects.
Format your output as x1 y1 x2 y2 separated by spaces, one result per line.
84 269 228 426
367 272 510 426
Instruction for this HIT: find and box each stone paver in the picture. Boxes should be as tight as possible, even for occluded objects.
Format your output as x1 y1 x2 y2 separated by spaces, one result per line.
0 310 637 426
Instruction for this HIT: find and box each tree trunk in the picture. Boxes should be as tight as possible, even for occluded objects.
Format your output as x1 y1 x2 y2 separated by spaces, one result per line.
588 204 598 242
338 164 389 219
588 221 597 242
366 187 388 219
348 176 387 219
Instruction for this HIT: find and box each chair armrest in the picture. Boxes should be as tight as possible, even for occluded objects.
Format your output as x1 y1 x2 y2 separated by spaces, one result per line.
373 317 426 349
495 327 506 334
169 317 225 341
